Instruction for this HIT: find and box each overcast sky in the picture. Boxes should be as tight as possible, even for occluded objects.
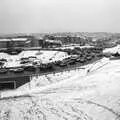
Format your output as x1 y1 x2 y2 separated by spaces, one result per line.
0 0 120 34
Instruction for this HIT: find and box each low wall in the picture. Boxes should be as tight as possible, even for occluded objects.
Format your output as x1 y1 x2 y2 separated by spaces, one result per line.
0 76 30 90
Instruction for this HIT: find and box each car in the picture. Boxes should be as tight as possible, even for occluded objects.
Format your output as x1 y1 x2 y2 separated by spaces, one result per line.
47 63 54 70
79 58 85 63
59 62 67 67
86 56 92 60
76 57 81 62
40 63 54 71
68 60 76 65
0 68 8 74
0 58 7 62
32 61 38 65
20 57 29 61
62 58 75 65
40 64 47 69
32 60 41 66
0 61 5 67
24 65 36 71
110 56 120 60
70 56 78 60
113 52 120 57
6 48 22 55
9 67 24 73
28 56 37 59
49 58 52 61
54 60 62 65
20 60 30 64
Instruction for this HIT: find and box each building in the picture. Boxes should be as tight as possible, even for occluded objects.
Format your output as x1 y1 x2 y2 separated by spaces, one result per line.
0 39 9 48
0 38 31 48
44 39 62 48
30 37 44 47
11 38 31 47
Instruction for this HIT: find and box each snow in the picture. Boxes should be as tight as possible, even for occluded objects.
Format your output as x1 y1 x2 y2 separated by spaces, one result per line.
58 45 94 50
103 45 120 54
36 50 69 63
86 57 109 73
0 57 120 120
0 50 69 67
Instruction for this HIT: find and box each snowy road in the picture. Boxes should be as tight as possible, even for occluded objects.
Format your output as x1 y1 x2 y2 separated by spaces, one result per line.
0 58 120 120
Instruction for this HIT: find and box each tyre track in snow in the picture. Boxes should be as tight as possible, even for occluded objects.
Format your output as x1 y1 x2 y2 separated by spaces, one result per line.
29 96 94 120
0 92 119 120
73 98 120 119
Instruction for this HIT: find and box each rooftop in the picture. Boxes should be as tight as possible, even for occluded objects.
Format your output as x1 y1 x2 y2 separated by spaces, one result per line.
0 38 28 42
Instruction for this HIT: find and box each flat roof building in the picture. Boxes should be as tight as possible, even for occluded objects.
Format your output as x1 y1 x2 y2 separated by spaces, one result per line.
0 38 31 48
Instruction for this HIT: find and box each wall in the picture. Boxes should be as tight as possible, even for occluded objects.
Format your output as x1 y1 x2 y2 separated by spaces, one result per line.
0 76 30 90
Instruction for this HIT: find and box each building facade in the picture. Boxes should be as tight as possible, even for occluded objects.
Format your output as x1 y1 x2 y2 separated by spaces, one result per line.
0 38 31 48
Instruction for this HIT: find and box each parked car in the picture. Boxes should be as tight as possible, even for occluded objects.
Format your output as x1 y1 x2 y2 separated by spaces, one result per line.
47 62 54 70
86 56 92 60
0 68 8 74
28 56 37 59
59 62 67 67
20 57 29 61
79 58 85 63
9 67 24 73
54 60 62 65
76 57 81 62
0 61 5 67
0 58 7 62
40 64 47 69
24 65 36 71
32 61 40 66
20 60 30 64
6 48 22 55
67 59 76 65
70 56 78 61
112 52 120 57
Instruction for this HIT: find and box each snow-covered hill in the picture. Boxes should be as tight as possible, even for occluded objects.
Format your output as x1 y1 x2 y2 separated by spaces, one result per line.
0 58 120 120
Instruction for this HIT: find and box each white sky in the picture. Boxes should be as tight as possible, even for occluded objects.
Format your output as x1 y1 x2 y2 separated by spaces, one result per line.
0 0 120 33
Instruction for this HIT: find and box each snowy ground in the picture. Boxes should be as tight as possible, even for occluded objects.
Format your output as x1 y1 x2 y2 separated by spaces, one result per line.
103 44 120 54
0 57 120 120
37 50 70 63
0 50 69 67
